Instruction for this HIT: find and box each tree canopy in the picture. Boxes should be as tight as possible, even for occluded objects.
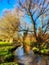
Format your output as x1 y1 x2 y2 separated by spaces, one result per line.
0 11 20 42
15 0 49 42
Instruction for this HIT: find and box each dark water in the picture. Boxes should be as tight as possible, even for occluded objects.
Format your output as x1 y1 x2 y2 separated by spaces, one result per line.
14 46 49 65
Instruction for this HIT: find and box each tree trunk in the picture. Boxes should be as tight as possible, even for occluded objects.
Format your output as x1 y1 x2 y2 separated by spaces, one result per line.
23 32 31 54
29 11 37 41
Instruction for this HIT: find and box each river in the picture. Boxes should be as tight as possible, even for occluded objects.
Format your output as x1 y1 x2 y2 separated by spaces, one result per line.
14 46 49 65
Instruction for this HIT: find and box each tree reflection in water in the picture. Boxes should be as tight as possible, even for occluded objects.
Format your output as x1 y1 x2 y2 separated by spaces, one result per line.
14 46 49 65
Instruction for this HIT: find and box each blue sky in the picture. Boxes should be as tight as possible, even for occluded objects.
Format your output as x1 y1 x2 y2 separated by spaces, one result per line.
0 0 16 16
0 0 32 25
0 0 49 31
0 0 43 29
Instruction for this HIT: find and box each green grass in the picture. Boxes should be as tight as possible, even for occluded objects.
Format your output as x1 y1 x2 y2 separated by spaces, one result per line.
40 49 49 54
0 46 14 63
0 42 15 62
0 62 18 65
0 46 14 55
0 41 49 58
0 42 14 60
32 47 49 54
0 41 14 56
0 42 12 46
0 46 13 51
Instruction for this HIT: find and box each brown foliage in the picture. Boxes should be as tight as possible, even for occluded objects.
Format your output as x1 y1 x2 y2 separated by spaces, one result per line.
0 11 20 42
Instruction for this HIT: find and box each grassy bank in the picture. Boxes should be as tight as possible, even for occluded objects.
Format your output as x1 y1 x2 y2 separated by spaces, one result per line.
0 41 49 64
0 42 12 46
0 62 18 65
32 47 49 55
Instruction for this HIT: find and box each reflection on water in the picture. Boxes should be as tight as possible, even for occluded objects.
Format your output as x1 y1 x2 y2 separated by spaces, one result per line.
36 55 41 65
15 46 49 65
15 46 24 59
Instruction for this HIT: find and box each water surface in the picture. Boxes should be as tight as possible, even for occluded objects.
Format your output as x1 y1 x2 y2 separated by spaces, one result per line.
14 46 49 65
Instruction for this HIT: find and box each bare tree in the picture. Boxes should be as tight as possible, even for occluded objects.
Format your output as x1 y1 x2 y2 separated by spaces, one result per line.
15 0 49 41
0 0 49 53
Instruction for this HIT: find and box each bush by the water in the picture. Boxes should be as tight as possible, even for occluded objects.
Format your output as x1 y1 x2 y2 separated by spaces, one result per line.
31 42 49 54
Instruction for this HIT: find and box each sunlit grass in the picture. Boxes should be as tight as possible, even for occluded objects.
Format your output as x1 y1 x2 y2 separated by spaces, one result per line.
0 62 18 65
32 46 49 54
0 41 14 56
0 42 12 46
0 46 13 51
